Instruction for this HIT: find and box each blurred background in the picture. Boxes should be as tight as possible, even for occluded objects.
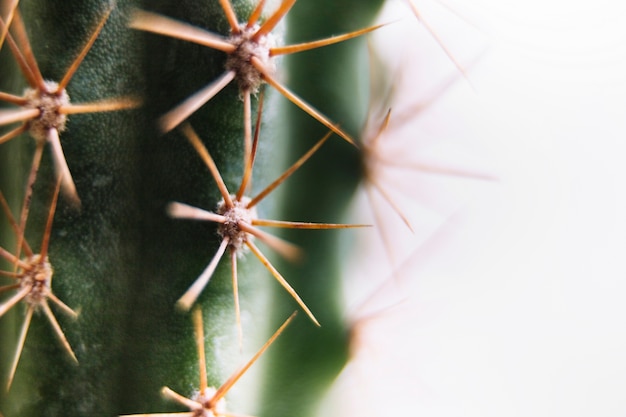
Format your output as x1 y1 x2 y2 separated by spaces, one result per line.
323 0 626 416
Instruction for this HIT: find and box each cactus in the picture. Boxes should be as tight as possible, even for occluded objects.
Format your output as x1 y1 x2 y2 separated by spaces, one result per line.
0 0 386 416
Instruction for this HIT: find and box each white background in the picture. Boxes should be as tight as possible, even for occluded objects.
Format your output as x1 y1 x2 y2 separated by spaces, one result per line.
325 0 626 416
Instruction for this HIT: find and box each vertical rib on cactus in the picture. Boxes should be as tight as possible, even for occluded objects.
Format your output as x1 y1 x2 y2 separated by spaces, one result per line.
259 1 385 417
1 1 145 415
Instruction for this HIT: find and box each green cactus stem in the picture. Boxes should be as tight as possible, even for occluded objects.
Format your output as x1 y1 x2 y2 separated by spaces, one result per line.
0 0 384 416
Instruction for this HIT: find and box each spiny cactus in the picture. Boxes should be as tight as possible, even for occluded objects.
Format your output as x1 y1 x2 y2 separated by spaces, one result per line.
0 0 388 416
